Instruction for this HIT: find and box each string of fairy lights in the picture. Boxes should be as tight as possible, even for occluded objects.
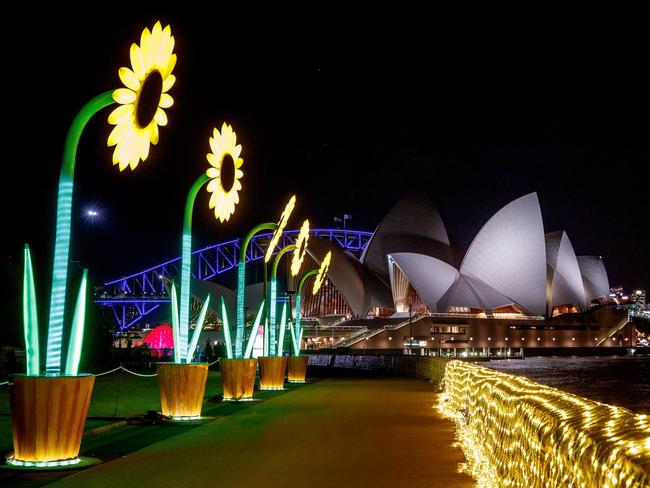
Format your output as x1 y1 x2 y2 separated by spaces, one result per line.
437 361 650 488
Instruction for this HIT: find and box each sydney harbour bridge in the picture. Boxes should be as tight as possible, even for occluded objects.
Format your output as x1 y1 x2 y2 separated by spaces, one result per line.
95 228 371 331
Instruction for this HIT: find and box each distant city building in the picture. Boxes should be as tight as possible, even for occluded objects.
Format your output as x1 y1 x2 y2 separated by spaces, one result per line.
610 287 624 300
632 289 646 314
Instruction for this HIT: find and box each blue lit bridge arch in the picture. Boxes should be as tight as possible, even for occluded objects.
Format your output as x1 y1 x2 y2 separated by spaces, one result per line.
96 228 372 330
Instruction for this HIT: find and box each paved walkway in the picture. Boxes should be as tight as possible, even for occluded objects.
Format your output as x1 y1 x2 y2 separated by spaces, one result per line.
50 376 473 487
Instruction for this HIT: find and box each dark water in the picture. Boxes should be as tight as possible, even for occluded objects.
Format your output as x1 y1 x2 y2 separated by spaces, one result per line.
486 356 650 414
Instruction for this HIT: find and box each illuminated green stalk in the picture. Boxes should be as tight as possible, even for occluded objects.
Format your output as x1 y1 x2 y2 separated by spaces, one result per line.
23 245 40 375
292 293 301 355
243 300 265 359
263 318 269 356
220 296 233 359
267 279 278 356
179 173 210 362
294 269 318 356
290 325 298 356
186 294 210 363
170 283 181 363
46 90 115 375
269 245 295 357
277 303 287 356
236 222 277 358
64 269 88 376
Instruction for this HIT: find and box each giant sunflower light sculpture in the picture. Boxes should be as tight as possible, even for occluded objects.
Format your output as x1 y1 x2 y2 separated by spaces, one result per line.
158 123 245 418
36 21 176 377
108 21 176 171
14 21 176 468
168 123 244 364
290 251 332 356
267 219 310 357
234 195 297 358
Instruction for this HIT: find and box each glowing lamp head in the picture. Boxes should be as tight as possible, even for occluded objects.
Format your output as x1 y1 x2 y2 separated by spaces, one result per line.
206 123 244 223
291 220 310 276
313 251 332 295
107 21 177 171
265 195 296 263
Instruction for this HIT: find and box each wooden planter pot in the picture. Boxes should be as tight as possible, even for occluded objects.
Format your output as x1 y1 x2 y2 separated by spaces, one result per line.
220 359 257 401
287 356 308 383
9 374 95 463
157 363 209 418
258 356 288 390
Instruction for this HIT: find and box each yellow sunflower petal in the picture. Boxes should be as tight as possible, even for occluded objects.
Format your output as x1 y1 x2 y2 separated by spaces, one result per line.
212 191 225 210
160 29 175 60
130 44 146 80
108 121 130 147
154 109 168 126
153 23 168 68
162 53 177 78
162 74 176 93
140 27 152 68
139 130 151 161
208 192 218 209
159 93 173 108
119 67 140 91
112 143 121 164
207 153 219 167
221 124 232 147
232 191 240 204
206 167 220 178
129 156 140 171
108 104 134 125
149 123 159 145
115 130 137 165
234 180 242 191
233 146 242 160
207 179 221 192
152 22 162 50
210 136 224 156
235 169 243 179
113 88 136 104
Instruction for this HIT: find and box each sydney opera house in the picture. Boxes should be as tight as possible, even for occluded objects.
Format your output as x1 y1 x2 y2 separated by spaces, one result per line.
294 193 631 354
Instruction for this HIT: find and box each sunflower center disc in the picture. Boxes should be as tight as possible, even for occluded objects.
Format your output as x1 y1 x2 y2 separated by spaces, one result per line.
220 154 235 192
136 71 163 127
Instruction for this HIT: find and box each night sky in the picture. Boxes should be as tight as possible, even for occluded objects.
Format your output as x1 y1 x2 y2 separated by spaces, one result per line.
3 10 649 299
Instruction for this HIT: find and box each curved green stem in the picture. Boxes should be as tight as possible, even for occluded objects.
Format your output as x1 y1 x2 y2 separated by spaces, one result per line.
297 269 319 296
293 269 319 355
179 173 210 362
269 245 295 356
46 90 115 375
236 222 277 358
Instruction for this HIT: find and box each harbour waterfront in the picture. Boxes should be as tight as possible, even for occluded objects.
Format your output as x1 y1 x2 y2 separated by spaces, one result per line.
486 355 650 414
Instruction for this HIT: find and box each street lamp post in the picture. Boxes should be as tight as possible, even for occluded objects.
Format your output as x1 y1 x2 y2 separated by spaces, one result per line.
409 302 413 355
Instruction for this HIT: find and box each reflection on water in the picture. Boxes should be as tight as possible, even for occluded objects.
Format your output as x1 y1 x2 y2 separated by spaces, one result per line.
486 356 650 414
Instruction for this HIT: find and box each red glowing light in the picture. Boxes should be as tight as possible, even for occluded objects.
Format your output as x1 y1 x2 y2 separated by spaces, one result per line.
142 324 175 356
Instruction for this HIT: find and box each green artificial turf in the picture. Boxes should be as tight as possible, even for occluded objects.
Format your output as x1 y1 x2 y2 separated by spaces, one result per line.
0 369 225 453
